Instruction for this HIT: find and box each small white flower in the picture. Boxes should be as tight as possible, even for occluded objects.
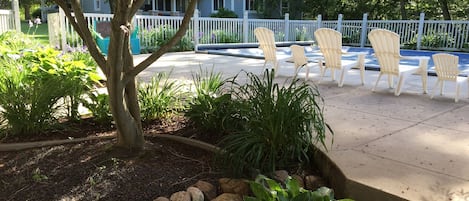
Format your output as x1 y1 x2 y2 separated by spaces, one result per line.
29 20 33 27
34 17 41 25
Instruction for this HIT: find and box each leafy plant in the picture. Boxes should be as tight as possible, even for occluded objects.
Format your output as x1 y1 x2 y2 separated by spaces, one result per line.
82 92 112 125
216 70 332 177
210 8 238 18
295 27 310 41
141 26 193 52
201 30 240 44
0 32 100 136
404 33 455 49
186 68 242 135
245 175 353 201
138 72 187 122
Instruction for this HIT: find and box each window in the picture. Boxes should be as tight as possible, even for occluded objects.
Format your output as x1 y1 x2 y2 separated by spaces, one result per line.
245 0 256 11
94 0 101 11
213 0 224 11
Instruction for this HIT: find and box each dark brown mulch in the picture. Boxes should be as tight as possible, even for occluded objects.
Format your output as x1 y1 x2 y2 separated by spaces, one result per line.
0 117 222 201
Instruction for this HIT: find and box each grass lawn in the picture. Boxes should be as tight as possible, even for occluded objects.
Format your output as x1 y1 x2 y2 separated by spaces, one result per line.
21 21 49 45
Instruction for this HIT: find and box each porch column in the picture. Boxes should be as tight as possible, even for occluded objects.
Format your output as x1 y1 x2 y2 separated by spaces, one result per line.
152 0 156 10
172 0 176 12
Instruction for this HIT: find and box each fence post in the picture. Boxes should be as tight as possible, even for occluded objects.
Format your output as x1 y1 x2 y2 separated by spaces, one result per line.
243 11 249 43
59 8 67 50
193 9 199 51
317 14 322 29
12 0 20 32
360 13 368 48
337 14 343 32
417 12 425 50
284 13 290 41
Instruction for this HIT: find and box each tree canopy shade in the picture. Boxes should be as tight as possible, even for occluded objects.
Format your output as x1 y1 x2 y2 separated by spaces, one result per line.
52 0 197 150
260 0 469 20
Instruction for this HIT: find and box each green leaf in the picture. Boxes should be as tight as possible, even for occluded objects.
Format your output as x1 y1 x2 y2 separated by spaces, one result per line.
249 182 273 201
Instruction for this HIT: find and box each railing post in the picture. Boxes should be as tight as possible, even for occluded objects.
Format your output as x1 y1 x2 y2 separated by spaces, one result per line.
193 9 200 51
317 14 322 29
360 13 368 48
337 14 343 33
284 13 290 41
59 8 67 50
243 11 249 43
417 12 425 50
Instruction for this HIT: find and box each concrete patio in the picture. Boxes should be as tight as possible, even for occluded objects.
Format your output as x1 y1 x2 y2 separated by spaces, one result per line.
134 52 469 201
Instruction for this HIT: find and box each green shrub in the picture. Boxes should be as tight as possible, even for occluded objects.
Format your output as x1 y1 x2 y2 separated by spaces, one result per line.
138 72 187 122
82 92 112 125
210 8 238 18
295 27 310 41
246 175 353 201
404 33 454 49
0 31 39 54
216 70 332 177
141 26 193 52
201 30 240 44
0 32 100 136
186 68 242 136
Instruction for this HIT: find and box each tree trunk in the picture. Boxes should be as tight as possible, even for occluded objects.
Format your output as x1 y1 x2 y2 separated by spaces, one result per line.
53 0 197 152
24 5 31 20
399 0 408 20
438 0 452 20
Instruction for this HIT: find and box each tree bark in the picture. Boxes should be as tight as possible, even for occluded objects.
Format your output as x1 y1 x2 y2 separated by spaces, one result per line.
438 0 452 20
53 0 198 151
24 5 31 20
399 0 408 20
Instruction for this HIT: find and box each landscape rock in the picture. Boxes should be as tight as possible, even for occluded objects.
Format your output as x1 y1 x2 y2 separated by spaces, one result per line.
153 197 170 201
218 178 250 195
305 175 326 190
274 170 289 183
211 193 243 201
291 174 305 188
193 180 217 200
170 191 191 201
187 186 204 201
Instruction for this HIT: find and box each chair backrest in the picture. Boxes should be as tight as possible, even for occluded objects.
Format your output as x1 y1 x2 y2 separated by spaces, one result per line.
432 53 460 81
290 45 308 68
368 29 401 75
254 27 277 63
314 28 342 69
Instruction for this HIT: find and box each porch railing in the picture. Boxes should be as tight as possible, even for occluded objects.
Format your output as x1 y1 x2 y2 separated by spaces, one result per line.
0 9 15 34
56 9 469 52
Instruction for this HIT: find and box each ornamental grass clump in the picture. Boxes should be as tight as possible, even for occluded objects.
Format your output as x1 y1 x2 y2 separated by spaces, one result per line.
186 67 243 137
217 70 332 177
138 72 187 122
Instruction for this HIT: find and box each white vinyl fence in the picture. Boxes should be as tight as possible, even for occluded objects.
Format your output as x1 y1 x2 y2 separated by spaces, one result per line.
0 10 15 34
57 10 469 52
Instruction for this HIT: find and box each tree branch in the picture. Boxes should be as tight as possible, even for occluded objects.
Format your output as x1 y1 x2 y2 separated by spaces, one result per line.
130 0 145 18
124 0 198 81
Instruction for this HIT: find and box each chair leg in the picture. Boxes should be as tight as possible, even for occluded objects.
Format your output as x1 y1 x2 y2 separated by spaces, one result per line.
388 75 394 88
319 67 327 84
338 67 346 87
455 83 460 103
305 64 310 81
372 73 383 92
331 69 336 81
395 73 407 96
439 81 444 96
431 80 440 99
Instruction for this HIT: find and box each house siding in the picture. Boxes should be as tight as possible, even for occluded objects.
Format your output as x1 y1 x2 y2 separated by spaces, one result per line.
197 0 212 17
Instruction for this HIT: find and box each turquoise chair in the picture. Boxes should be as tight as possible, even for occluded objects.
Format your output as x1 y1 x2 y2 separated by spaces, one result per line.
93 21 141 55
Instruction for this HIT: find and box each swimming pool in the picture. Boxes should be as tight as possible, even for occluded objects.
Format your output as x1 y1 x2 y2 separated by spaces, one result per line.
198 44 469 76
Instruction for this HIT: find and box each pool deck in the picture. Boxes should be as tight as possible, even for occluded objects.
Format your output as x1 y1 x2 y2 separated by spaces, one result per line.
134 51 469 201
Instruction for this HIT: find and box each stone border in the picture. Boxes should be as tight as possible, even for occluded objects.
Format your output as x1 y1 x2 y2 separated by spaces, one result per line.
310 146 407 201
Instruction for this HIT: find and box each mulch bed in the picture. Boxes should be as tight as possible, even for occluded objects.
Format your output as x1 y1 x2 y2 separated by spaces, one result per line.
0 117 223 201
